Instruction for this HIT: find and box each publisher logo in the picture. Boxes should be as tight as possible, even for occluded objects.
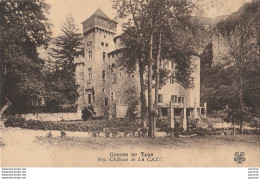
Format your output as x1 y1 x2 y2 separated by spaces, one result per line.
234 152 245 164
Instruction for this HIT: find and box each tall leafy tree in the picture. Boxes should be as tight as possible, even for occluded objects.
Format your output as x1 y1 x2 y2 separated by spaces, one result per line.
113 0 202 137
216 1 259 133
49 14 82 110
51 14 82 73
201 1 260 133
0 0 52 116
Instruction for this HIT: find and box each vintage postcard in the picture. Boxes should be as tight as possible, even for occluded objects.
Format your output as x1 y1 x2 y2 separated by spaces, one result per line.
0 0 259 168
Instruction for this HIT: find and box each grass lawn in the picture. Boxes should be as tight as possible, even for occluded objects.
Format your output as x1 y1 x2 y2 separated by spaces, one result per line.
1 125 259 167
36 134 260 150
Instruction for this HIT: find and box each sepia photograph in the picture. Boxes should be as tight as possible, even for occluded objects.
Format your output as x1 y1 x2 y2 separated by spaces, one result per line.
0 0 259 168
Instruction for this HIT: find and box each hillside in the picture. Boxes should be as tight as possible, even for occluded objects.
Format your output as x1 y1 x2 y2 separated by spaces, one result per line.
200 0 260 117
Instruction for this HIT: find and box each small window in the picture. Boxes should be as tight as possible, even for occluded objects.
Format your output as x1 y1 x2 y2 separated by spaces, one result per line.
105 97 108 106
111 63 115 72
112 73 116 84
88 94 92 104
170 76 174 84
102 88 105 92
171 95 177 103
88 51 92 59
158 94 163 103
169 61 175 70
171 61 175 69
161 108 168 117
103 52 106 60
88 68 92 80
79 72 84 76
104 35 106 38
178 97 184 103
106 43 108 47
112 54 114 58
102 70 106 80
110 92 114 101
101 42 104 46
89 41 92 46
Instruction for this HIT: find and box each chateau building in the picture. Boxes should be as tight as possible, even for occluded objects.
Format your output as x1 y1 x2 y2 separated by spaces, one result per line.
75 8 206 129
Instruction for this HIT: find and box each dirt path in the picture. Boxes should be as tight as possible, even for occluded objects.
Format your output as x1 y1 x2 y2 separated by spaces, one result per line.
1 126 259 167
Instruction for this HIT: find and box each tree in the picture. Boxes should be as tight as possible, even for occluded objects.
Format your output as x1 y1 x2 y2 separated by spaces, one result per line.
118 26 149 127
49 14 82 110
214 1 259 133
50 14 82 73
113 0 202 137
0 0 52 116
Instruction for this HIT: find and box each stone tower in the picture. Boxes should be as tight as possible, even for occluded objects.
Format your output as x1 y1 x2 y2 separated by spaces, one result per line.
75 8 118 117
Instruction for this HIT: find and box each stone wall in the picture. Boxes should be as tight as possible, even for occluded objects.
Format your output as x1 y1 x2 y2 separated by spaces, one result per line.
21 111 82 121
75 8 203 119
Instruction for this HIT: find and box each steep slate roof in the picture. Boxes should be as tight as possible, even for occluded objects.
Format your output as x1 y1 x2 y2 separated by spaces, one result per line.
81 8 115 24
92 8 110 20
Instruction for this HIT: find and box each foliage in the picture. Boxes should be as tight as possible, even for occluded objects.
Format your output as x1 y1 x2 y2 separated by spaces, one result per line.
43 68 79 112
46 14 82 110
201 1 260 129
0 0 52 114
50 14 83 73
82 106 95 121
4 117 141 133
113 0 204 137
115 0 203 88
123 78 140 121
219 105 253 125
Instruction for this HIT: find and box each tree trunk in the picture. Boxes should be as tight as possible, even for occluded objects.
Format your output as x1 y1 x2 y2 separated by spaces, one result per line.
239 76 243 134
148 24 154 138
232 119 235 140
139 61 147 127
257 26 260 54
0 97 11 118
153 31 162 137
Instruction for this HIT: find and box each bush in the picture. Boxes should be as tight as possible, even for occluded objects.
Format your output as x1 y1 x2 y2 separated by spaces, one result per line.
4 117 141 133
4 117 26 128
243 128 259 135
82 106 95 121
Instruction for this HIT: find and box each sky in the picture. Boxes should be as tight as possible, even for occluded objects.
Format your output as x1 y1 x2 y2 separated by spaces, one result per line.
45 0 251 37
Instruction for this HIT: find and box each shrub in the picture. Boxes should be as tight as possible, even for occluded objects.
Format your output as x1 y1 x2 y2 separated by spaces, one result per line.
4 117 26 128
243 128 259 135
82 106 95 121
4 117 141 134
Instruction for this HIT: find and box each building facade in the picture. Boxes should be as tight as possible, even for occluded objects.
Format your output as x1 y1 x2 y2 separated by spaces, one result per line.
75 8 206 129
